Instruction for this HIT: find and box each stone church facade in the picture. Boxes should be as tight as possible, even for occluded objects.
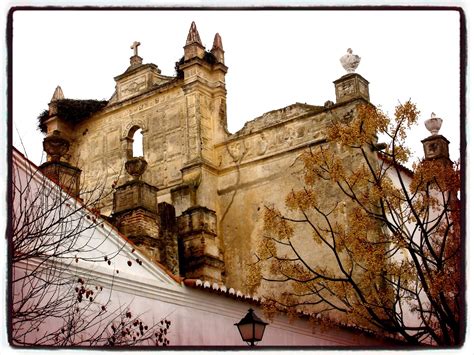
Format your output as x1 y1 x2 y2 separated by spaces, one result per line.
39 22 372 292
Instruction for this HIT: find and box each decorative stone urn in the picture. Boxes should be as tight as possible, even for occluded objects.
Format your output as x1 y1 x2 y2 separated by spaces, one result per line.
340 48 361 73
125 157 148 179
424 112 443 136
43 130 70 162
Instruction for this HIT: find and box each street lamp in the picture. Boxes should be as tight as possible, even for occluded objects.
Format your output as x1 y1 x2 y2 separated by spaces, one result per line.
234 308 268 346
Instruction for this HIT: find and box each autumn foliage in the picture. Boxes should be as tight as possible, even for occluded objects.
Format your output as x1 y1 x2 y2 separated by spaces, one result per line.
250 101 462 345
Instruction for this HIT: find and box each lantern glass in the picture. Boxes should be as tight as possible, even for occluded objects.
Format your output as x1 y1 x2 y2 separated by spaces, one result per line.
237 322 254 342
234 308 268 346
254 322 266 341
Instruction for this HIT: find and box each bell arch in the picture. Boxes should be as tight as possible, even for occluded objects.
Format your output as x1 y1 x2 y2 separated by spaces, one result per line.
124 125 144 159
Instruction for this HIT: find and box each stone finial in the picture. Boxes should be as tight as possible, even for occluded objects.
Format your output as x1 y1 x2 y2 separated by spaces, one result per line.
49 86 64 116
125 157 148 180
212 33 223 51
39 129 81 196
422 113 450 161
340 48 361 73
43 130 70 162
211 33 225 63
50 86 64 102
424 112 443 136
186 21 202 45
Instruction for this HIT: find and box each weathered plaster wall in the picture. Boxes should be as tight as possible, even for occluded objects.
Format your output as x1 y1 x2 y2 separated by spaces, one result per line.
214 101 363 289
67 85 190 214
65 62 227 218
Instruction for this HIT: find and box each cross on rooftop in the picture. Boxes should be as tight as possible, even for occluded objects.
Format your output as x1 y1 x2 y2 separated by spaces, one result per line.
130 41 141 56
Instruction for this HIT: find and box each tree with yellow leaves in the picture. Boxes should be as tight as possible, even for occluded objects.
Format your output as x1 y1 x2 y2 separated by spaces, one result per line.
250 101 462 346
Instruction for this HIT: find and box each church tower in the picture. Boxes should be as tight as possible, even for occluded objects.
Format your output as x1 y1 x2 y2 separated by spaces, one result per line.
172 22 228 283
177 21 228 166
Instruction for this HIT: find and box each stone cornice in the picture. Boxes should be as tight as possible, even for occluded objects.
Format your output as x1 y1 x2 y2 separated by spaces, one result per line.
333 72 370 85
182 157 220 174
216 138 327 180
179 56 228 74
182 77 226 96
114 63 160 82
220 109 324 146
101 79 182 115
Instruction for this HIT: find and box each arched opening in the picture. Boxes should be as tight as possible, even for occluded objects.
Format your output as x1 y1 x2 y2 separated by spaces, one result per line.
132 128 143 157
126 126 144 159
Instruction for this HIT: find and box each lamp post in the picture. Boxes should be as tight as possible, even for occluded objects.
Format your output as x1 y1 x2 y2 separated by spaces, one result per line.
234 308 268 346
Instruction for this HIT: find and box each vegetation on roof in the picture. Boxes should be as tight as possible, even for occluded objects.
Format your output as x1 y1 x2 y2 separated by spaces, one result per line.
203 51 217 65
174 51 218 79
174 57 185 79
38 99 108 133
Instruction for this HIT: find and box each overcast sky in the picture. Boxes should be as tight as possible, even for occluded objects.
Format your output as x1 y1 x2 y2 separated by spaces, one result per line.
11 9 462 166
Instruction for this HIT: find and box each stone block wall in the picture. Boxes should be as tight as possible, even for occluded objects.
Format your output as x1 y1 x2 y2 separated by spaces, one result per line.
113 208 160 239
113 181 158 214
157 202 180 274
214 98 368 290
177 206 224 282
